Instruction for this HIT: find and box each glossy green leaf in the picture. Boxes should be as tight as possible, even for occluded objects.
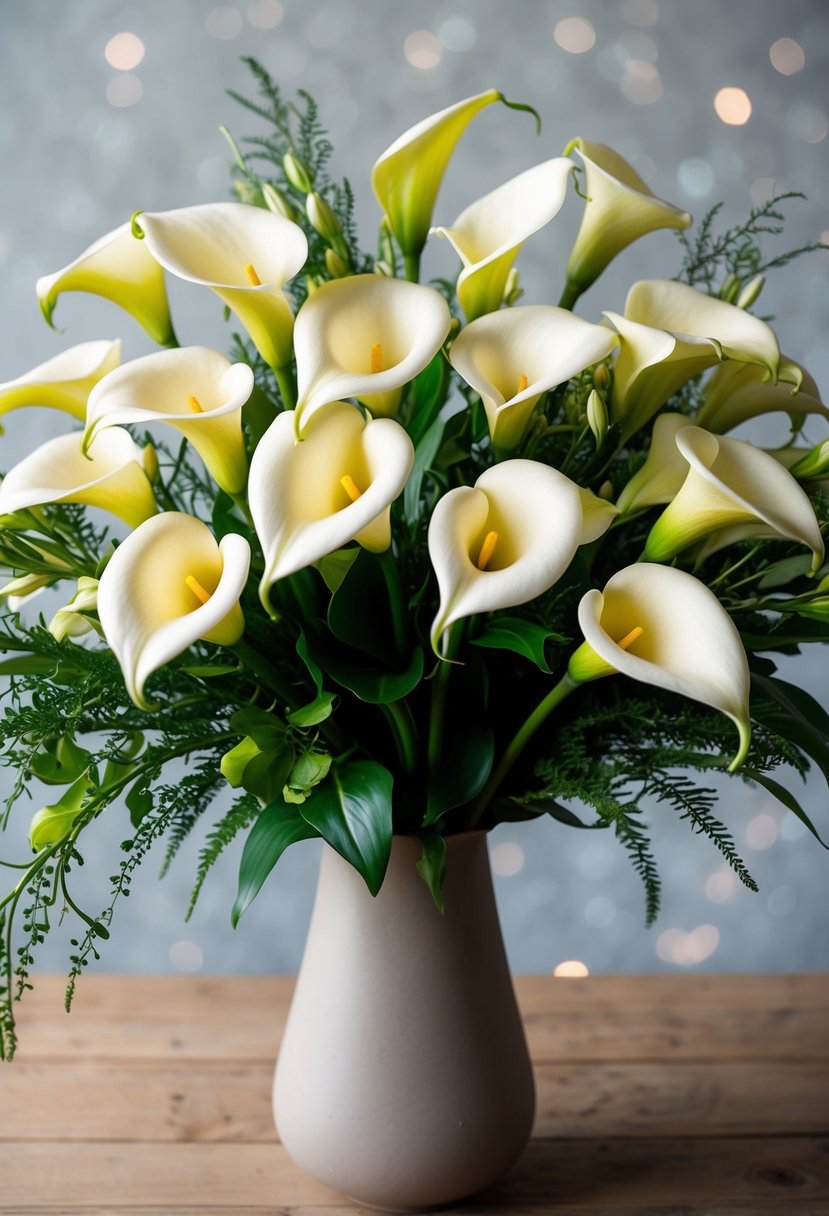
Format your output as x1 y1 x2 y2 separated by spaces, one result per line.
415 830 447 913
490 796 606 829
126 780 153 828
229 707 287 751
741 768 828 848
328 549 399 662
299 760 393 896
751 672 829 786
0 655 56 676
425 658 493 824
407 353 447 447
287 692 336 727
404 415 445 524
471 616 567 673
232 801 319 927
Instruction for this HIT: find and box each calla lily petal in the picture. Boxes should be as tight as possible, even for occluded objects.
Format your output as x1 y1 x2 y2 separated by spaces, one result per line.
85 346 252 494
578 487 619 542
0 428 156 528
616 412 690 514
249 402 414 606
568 563 751 770
97 512 250 709
135 203 308 370
293 275 451 433
37 224 173 346
433 158 574 320
449 305 617 451
0 340 121 422
428 459 584 653
696 356 826 433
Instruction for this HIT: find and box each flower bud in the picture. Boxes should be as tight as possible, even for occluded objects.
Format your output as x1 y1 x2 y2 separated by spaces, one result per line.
324 248 350 278
790 438 829 480
592 362 610 391
234 178 264 207
283 151 314 194
503 268 523 306
598 479 614 501
719 272 740 303
143 443 159 484
373 260 394 277
737 274 765 310
586 389 608 446
306 192 347 256
262 182 298 222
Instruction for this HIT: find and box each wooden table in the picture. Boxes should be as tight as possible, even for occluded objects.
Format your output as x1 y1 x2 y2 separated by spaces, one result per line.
1 973 828 1213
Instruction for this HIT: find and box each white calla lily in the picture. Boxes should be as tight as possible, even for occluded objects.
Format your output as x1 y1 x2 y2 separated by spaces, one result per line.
432 159 574 321
0 341 121 422
293 275 451 433
696 357 826 433
37 224 174 346
249 402 414 608
97 512 250 709
134 204 308 370
616 412 690 514
85 346 252 495
449 305 617 451
578 486 619 542
644 426 824 573
0 428 156 527
428 459 584 653
49 577 100 643
568 563 751 770
562 139 691 305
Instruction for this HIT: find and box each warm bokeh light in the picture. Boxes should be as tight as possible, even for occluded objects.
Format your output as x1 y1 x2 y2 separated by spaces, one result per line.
656 924 720 966
248 0 284 29
705 869 738 904
621 60 663 104
404 30 443 69
714 86 752 125
554 17 596 53
770 37 805 75
745 813 778 850
104 31 145 71
105 74 143 108
750 176 777 206
169 939 204 973
554 960 589 977
490 841 526 877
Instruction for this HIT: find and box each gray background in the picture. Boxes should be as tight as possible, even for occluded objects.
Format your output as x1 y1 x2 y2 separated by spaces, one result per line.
0 0 827 977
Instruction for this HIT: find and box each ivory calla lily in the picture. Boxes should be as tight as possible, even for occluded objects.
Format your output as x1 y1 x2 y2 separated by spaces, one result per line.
293 275 451 432
97 512 250 709
85 346 252 495
562 140 691 304
605 279 781 440
644 426 824 573
567 563 751 770
37 225 174 346
0 340 121 422
696 357 826 433
134 203 308 370
448 305 617 451
428 459 585 653
49 577 100 643
249 402 414 607
0 428 156 528
616 412 690 514
432 158 574 320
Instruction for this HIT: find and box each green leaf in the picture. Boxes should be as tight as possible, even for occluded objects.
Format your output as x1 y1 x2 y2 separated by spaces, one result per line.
232 801 319 927
126 780 153 828
404 416 445 523
29 774 91 850
316 547 359 593
0 655 56 676
229 707 287 751
327 549 399 663
299 760 393 896
212 490 247 541
221 738 262 788
741 768 829 849
415 830 447 913
287 692 336 727
757 555 814 589
751 672 829 786
489 796 607 828
180 663 239 678
29 735 92 786
425 658 494 824
407 353 447 447
471 616 567 673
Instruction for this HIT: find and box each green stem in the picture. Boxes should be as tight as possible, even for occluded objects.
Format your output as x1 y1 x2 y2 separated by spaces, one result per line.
382 700 419 775
427 624 463 778
230 637 298 707
275 365 297 411
558 281 582 311
403 252 421 283
707 542 764 590
377 549 408 657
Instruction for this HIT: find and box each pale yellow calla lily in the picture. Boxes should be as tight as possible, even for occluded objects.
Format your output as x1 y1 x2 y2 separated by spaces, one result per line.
616 412 690 514
85 346 252 495
0 573 51 612
696 357 826 433
644 426 824 573
249 402 414 608
293 275 451 433
568 563 751 770
0 428 156 528
97 512 250 710
562 139 691 305
134 203 308 370
448 305 617 451
49 577 100 643
37 224 174 346
578 486 620 542
432 158 574 320
428 459 585 654
0 340 121 422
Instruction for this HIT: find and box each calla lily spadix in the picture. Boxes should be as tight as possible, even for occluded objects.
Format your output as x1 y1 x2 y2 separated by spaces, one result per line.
0 428 156 528
134 203 308 371
562 140 691 305
85 346 253 495
428 459 585 655
37 224 174 346
97 512 250 710
644 425 825 574
432 158 574 321
696 357 826 434
616 412 690 515
249 401 414 610
292 275 451 434
567 563 751 771
448 305 617 451
0 340 121 422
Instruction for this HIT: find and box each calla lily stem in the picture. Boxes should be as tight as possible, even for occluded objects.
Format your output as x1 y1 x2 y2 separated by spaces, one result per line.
403 253 421 283
274 365 297 412
558 281 581 311
381 699 419 774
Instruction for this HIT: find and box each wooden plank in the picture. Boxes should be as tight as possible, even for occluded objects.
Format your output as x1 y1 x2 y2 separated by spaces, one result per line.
16 1209 829 1216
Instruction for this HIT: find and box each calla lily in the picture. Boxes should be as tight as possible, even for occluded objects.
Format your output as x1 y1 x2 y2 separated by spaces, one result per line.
85 346 252 495
644 426 824 573
432 158 574 320
428 459 584 653
616 412 690 514
567 563 751 770
249 402 414 607
696 357 826 433
562 139 691 304
605 279 781 440
29 773 92 850
0 340 121 422
0 428 156 528
578 486 619 542
37 225 174 346
448 305 617 451
49 577 100 643
293 275 451 432
134 203 308 370
97 512 250 709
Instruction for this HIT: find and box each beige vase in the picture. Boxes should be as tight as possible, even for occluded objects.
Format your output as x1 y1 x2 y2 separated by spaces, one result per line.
273 831 536 1212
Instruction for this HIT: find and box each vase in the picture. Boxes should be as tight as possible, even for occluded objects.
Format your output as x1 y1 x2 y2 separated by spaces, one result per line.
273 831 536 1212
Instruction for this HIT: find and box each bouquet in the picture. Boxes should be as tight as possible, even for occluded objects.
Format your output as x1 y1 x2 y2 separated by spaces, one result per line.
1 64 827 1058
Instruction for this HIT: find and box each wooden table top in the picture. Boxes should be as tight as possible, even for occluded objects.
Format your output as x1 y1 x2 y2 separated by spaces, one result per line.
1 973 828 1213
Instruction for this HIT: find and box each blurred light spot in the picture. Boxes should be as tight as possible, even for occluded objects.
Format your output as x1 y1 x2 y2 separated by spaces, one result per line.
620 60 662 105
438 16 477 52
585 895 616 928
618 31 658 62
248 0 284 28
678 157 714 197
821 229 829 246
554 17 596 53
714 87 752 125
746 813 778 850
767 884 797 917
0 232 8 265
656 924 720 966
770 37 805 75
554 959 589 977
491 841 525 877
620 0 659 26
787 102 828 144
104 31 145 71
170 940 204 973
106 74 142 108
576 840 616 879
404 30 442 69
705 868 738 903
750 176 777 206
207 6 243 39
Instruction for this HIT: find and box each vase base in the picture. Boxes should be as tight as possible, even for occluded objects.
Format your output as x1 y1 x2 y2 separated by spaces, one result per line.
348 1198 466 1214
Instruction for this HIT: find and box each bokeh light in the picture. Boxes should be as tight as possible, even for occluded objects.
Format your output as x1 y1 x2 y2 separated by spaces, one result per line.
169 939 204 973
554 960 589 977
656 924 720 966
404 30 442 70
438 16 477 52
745 813 778 850
770 37 805 75
621 60 663 105
248 0 284 29
714 86 752 125
104 31 145 71
554 18 596 54
491 841 525 877
705 869 739 904
105 75 142 108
